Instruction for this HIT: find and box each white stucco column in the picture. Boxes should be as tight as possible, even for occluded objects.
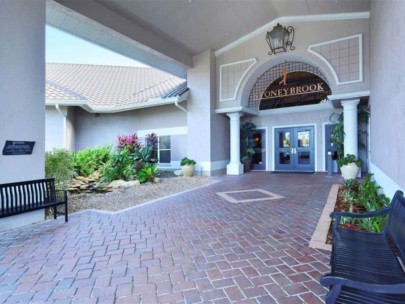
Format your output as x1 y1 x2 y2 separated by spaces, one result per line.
341 99 360 157
226 112 244 175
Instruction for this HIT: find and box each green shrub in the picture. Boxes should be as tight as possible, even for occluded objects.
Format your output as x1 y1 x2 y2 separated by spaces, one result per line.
338 154 363 168
340 174 390 233
137 163 159 184
180 157 196 166
133 146 153 169
72 145 111 177
102 149 135 182
357 174 390 212
45 149 75 188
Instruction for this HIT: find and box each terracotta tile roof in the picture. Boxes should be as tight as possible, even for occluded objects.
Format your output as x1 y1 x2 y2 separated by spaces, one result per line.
46 63 188 111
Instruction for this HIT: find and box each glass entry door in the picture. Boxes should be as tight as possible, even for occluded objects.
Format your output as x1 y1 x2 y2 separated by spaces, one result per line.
275 126 315 172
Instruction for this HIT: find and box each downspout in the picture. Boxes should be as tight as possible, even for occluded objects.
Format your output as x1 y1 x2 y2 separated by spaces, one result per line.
175 100 188 113
55 104 67 118
55 104 67 149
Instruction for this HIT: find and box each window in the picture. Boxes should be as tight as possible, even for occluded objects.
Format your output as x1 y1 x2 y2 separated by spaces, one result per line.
158 136 171 164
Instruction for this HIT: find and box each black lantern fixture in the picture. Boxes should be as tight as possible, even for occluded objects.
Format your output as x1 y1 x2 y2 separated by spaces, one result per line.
265 23 295 55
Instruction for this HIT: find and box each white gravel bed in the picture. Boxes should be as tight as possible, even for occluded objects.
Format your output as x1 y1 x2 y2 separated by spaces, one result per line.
67 176 214 213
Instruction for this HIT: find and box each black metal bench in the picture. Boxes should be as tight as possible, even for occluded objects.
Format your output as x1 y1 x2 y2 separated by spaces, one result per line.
320 190 405 303
0 178 68 222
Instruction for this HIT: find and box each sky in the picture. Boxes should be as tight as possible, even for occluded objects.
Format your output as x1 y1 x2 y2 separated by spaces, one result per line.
46 25 148 67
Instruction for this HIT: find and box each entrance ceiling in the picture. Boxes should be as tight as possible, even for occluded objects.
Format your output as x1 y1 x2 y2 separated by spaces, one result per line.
50 0 370 77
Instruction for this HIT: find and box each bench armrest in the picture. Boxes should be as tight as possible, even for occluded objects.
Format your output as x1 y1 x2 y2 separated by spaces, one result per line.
330 207 390 220
330 207 390 231
321 274 405 304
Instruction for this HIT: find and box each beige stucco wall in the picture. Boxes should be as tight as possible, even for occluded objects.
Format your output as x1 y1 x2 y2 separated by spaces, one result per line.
46 106 76 151
216 18 370 110
188 50 229 175
0 0 46 230
46 106 65 151
369 0 405 196
215 16 370 174
74 105 188 162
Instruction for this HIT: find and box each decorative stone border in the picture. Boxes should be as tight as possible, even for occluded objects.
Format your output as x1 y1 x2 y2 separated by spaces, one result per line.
309 184 340 251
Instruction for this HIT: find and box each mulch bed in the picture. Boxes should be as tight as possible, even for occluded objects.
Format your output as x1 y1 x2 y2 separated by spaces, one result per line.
326 185 367 245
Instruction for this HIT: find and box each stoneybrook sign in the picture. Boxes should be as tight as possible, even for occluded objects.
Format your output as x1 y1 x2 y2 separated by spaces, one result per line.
253 82 325 101
248 63 332 110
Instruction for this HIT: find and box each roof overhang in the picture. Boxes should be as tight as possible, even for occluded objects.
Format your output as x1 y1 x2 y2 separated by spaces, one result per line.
47 0 191 78
46 90 190 113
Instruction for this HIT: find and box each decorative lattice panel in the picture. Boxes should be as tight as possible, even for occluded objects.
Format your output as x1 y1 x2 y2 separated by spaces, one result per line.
220 59 256 101
308 34 362 85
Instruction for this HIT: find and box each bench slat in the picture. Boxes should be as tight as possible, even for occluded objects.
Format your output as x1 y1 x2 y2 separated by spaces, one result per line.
0 178 68 222
336 287 405 304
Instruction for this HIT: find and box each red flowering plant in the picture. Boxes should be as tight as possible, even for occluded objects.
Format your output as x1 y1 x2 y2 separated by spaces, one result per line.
146 132 158 162
116 134 141 153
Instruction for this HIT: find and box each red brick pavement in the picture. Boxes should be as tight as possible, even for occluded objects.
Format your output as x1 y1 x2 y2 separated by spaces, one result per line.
0 172 340 303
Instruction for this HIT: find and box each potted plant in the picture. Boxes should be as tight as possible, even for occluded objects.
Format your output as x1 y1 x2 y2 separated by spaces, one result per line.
329 109 370 169
180 157 196 177
241 147 255 172
240 122 256 173
338 154 363 180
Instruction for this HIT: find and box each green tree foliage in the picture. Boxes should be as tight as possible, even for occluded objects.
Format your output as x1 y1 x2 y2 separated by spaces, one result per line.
72 145 111 177
45 149 75 189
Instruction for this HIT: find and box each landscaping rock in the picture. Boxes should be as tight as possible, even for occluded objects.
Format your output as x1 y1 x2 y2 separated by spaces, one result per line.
108 180 129 189
127 180 140 187
174 170 183 176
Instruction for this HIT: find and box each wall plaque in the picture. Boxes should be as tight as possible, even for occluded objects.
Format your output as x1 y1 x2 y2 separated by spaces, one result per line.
2 140 35 155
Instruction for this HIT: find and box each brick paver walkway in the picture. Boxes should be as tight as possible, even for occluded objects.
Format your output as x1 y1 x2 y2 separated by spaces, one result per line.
0 172 341 304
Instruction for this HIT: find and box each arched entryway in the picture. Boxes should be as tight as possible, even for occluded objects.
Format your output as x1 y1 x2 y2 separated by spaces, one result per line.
247 61 332 173
248 61 332 110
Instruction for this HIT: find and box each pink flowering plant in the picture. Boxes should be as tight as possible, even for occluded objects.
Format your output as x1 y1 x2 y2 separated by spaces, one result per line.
146 132 158 162
116 134 141 153
102 132 160 182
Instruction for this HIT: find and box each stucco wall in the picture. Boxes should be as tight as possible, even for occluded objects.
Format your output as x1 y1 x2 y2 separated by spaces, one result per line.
369 0 405 195
74 105 188 166
0 0 46 229
46 106 65 151
188 50 229 175
216 18 370 110
75 105 187 149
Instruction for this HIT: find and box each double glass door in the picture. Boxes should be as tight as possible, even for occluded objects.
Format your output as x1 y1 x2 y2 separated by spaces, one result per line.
275 126 315 172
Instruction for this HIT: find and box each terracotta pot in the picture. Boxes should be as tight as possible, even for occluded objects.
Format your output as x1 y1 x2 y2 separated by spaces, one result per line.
181 165 195 177
340 163 360 180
